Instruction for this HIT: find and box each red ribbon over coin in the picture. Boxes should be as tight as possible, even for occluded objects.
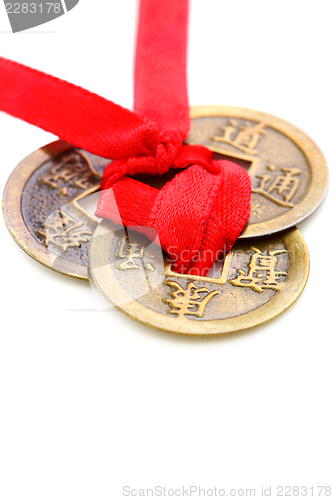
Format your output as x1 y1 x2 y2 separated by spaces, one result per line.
0 0 251 276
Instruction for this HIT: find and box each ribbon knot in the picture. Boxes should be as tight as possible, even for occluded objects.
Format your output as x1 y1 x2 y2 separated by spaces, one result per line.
100 134 219 190
155 131 183 174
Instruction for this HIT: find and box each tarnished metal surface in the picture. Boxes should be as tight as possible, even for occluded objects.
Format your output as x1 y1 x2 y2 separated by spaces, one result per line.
89 222 309 336
2 141 108 279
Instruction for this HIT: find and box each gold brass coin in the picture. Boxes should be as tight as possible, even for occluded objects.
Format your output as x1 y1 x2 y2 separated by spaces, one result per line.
89 222 309 336
3 105 327 279
188 106 328 238
3 140 109 280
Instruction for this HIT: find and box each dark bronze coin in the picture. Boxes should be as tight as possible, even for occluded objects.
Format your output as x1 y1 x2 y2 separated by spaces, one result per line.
3 140 109 280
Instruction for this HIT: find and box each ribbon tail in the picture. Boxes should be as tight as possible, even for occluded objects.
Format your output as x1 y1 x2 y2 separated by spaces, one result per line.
0 56 158 160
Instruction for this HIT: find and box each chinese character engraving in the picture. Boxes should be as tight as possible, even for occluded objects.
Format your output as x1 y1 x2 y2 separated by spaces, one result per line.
163 281 219 318
212 120 266 155
252 165 302 208
36 210 92 252
39 152 99 196
229 247 287 293
115 236 144 270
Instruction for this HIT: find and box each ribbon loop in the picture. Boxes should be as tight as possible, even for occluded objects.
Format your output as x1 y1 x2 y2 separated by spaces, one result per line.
96 160 251 276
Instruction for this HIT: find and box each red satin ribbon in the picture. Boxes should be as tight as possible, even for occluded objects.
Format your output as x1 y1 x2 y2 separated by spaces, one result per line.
0 0 251 276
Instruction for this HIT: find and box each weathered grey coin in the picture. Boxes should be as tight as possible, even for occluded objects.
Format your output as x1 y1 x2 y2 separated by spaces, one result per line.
3 140 109 280
188 106 328 238
89 221 309 336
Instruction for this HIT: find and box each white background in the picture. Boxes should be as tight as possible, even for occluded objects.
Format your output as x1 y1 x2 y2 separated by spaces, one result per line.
0 1 332 499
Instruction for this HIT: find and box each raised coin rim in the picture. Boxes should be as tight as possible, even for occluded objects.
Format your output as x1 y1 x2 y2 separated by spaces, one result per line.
189 105 328 238
89 223 310 336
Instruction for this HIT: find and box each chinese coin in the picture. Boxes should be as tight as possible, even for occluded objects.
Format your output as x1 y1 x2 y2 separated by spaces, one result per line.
89 221 309 336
